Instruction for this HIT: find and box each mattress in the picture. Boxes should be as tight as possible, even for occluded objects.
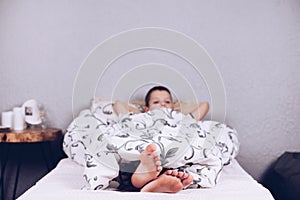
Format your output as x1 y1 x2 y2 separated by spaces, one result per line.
18 158 274 200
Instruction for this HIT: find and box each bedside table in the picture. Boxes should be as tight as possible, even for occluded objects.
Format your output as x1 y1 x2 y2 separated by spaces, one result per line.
0 128 63 200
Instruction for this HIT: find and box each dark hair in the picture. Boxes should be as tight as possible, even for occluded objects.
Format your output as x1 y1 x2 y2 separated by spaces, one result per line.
145 86 172 107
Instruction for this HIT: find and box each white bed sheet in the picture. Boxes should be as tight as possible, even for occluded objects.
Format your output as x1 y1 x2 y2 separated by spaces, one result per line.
18 158 274 200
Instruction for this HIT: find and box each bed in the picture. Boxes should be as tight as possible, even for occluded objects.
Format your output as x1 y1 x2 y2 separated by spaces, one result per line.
17 158 274 200
17 99 274 200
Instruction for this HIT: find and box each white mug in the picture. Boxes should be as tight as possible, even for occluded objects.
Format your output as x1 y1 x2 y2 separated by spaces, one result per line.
1 111 13 128
13 107 25 131
22 99 42 125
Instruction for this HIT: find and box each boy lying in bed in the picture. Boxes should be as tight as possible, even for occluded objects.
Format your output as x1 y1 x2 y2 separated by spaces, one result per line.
63 86 238 193
113 86 209 192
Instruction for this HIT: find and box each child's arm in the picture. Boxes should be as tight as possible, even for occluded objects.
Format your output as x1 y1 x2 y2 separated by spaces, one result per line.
190 102 209 121
113 100 141 115
178 102 209 121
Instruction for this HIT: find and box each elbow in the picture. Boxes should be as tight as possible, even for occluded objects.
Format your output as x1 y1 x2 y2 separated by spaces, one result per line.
203 102 209 112
200 102 209 113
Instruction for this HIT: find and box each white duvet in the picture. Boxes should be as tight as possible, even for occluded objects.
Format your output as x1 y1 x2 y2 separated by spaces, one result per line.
63 107 239 190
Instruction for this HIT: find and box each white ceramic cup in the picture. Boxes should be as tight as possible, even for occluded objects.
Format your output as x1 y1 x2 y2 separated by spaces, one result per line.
22 99 42 125
13 107 25 131
1 111 13 128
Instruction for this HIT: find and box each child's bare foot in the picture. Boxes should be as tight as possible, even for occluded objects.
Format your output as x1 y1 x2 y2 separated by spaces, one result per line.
140 174 183 193
165 170 193 187
140 170 193 193
131 144 162 188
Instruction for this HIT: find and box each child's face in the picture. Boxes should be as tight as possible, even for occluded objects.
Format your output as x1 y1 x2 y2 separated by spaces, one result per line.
145 90 174 111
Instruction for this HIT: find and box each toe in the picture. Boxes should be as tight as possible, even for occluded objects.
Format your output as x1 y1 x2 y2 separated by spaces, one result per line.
155 160 161 166
145 144 156 152
182 173 189 179
182 175 193 186
177 171 184 178
153 154 160 161
170 170 178 176
157 166 162 172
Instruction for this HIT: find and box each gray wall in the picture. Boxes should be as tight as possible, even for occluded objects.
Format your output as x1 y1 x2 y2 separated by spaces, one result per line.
1 0 300 182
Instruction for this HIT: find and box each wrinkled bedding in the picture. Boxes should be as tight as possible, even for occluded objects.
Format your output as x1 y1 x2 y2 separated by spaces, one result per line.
63 107 239 190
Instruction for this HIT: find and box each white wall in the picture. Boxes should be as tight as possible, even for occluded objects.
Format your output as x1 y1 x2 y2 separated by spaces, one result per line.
1 0 300 181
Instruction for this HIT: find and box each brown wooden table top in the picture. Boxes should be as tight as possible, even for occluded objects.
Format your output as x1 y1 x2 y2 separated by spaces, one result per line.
0 128 63 143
